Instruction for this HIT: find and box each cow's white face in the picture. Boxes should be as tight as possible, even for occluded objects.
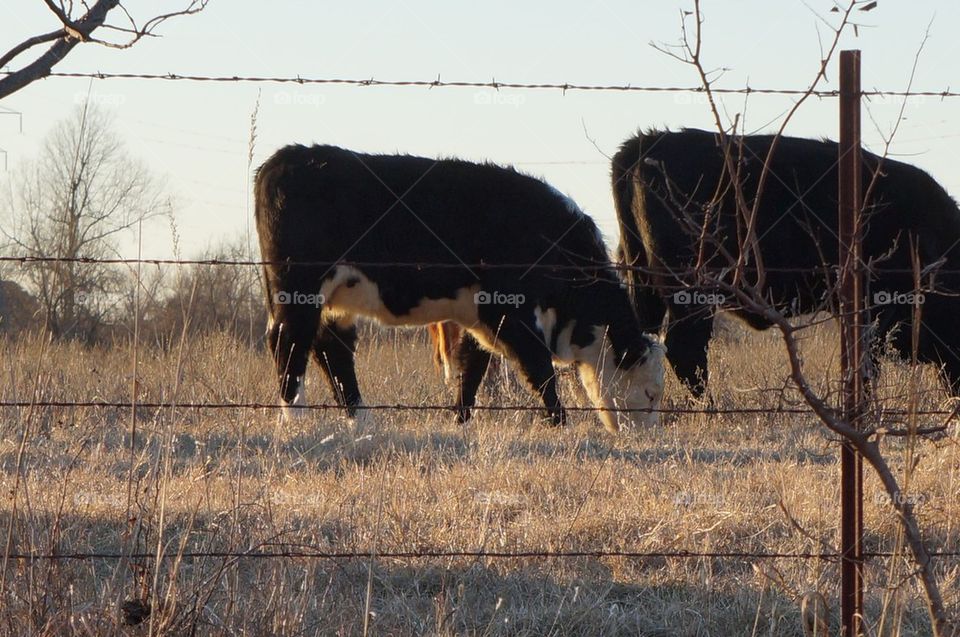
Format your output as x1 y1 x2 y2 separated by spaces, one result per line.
577 334 666 433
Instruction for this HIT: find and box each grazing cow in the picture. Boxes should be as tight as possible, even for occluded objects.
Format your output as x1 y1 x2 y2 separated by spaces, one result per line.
255 144 666 432
613 128 960 396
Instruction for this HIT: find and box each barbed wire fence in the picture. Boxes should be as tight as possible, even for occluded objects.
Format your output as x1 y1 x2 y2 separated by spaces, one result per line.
7 549 960 563
1 68 959 624
6 69 960 99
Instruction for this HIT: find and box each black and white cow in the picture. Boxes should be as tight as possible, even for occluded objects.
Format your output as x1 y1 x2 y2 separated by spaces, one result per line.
613 127 960 396
255 144 666 432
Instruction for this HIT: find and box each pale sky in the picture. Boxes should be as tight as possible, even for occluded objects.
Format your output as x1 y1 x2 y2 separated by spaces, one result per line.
2 1 959 259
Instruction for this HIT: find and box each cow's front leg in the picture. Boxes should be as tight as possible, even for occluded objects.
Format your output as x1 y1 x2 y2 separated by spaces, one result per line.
519 355 565 427
663 298 716 398
496 319 565 426
267 302 322 423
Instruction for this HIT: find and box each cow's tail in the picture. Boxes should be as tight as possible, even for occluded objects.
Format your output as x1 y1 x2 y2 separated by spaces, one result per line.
611 135 642 249
611 131 666 332
253 151 291 337
611 129 667 242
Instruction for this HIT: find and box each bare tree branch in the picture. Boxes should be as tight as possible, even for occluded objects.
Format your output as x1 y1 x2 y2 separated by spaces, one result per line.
0 30 64 71
41 0 75 29
0 0 208 100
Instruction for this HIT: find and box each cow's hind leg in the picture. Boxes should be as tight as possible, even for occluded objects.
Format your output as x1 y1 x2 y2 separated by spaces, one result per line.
312 319 364 422
891 298 960 395
664 301 716 397
267 301 322 422
491 320 565 426
454 331 492 424
920 301 960 395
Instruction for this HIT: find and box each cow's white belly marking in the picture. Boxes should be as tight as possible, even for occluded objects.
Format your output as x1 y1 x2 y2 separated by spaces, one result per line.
321 266 481 327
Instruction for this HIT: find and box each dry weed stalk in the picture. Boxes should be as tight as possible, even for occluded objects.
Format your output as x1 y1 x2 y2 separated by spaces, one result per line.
801 590 831 637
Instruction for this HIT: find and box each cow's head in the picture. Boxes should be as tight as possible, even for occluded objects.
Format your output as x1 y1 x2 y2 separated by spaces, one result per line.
577 333 666 433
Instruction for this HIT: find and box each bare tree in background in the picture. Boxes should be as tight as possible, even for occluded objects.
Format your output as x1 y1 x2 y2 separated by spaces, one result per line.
0 0 209 100
116 237 265 347
3 102 169 340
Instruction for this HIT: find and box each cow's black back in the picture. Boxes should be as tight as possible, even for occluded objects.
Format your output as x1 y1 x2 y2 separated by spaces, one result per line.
613 128 960 394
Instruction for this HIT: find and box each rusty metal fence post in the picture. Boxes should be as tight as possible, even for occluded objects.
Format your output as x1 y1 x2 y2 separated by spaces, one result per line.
839 49 865 637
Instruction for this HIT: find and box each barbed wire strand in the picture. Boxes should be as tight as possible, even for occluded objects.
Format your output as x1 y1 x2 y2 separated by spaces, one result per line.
5 254 960 277
6 70 960 99
6 548 960 562
1 400 956 418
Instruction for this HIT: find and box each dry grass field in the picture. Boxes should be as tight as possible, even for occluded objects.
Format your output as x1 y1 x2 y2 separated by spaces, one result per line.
1 314 959 636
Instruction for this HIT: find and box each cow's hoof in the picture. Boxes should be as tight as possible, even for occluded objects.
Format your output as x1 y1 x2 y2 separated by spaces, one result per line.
347 403 375 432
455 407 472 424
545 410 567 427
280 398 307 424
